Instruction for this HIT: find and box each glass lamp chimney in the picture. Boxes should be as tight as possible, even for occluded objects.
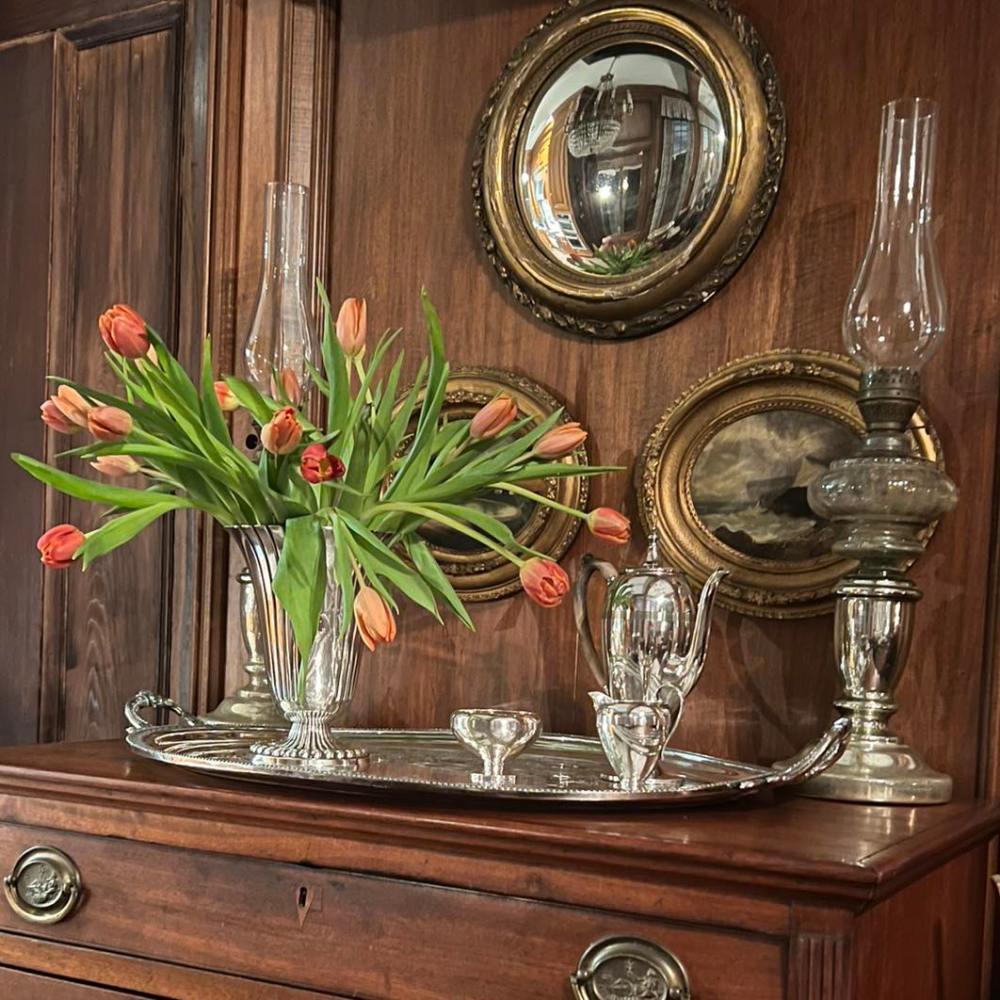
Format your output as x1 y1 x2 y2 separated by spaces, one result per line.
843 98 947 373
244 182 318 395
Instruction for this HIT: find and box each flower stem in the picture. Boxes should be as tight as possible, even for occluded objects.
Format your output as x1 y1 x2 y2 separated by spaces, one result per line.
376 501 525 566
496 480 588 521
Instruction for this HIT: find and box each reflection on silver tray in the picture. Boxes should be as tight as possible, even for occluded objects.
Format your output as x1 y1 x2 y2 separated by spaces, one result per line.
126 719 850 807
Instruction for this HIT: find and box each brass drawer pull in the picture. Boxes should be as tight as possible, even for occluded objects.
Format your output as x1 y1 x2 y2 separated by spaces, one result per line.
571 936 692 1000
3 847 82 925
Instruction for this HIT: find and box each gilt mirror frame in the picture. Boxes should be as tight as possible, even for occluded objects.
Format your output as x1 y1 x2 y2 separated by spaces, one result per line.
473 0 786 339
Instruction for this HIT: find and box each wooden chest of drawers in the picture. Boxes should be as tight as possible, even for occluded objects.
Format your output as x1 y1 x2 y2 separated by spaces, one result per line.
0 741 994 998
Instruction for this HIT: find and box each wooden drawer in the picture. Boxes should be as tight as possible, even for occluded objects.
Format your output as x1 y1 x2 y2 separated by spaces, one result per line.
0 824 786 999
0 965 137 998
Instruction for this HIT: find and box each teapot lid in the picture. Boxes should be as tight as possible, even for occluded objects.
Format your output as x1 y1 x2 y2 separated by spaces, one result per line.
616 527 684 585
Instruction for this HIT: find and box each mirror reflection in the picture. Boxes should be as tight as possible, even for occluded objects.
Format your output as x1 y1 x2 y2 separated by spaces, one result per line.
517 42 727 277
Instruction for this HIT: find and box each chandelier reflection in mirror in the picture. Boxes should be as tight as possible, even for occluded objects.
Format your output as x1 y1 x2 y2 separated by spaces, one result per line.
565 57 634 158
521 43 727 279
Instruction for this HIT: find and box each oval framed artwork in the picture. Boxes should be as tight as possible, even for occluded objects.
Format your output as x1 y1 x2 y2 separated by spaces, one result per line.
404 367 590 602
636 351 941 618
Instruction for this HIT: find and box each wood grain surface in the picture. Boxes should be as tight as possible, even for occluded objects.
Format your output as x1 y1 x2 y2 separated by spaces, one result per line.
322 0 1000 798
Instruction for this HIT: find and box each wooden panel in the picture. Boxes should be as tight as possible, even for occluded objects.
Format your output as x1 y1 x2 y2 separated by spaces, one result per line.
0 823 786 1000
42 20 183 741
0 966 136 998
0 933 341 999
326 0 1000 797
0 38 55 745
853 844 990 999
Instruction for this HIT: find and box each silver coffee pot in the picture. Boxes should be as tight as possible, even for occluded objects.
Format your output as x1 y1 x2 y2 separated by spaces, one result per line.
573 530 727 703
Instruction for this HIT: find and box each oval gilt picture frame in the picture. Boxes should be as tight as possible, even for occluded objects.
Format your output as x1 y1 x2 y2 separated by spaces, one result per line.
405 367 589 602
636 351 941 618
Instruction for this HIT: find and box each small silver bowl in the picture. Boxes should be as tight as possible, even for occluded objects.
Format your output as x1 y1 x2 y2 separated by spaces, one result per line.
450 709 542 784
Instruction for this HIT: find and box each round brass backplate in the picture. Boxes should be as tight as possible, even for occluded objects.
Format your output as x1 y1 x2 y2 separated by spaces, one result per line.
3 846 82 925
571 936 692 999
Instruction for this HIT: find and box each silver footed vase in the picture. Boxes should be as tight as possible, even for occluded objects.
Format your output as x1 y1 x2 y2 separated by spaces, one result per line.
229 525 365 764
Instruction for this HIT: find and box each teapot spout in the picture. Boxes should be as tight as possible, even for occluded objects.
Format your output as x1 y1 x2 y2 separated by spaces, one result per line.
680 568 728 697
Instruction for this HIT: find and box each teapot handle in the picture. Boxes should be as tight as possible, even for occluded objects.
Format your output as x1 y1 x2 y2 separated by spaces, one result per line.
573 555 618 692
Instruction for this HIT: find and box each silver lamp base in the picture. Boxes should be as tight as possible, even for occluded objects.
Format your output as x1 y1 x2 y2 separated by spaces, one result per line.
202 568 288 729
202 686 289 728
797 734 952 804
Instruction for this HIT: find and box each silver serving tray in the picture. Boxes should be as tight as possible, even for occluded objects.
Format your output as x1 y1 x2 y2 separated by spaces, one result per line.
125 716 850 806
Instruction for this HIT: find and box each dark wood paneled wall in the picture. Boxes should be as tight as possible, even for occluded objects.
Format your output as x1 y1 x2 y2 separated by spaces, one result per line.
0 0 215 742
326 0 1000 797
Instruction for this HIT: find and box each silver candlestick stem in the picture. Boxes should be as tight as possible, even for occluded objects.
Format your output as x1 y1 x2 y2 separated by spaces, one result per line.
798 367 957 803
203 569 288 728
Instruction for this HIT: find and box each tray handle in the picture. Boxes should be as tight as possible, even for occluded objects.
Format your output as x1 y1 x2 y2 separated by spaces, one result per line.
764 717 853 788
124 690 199 732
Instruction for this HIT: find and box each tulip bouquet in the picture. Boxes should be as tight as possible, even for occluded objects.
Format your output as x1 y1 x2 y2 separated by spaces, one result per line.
16 286 628 665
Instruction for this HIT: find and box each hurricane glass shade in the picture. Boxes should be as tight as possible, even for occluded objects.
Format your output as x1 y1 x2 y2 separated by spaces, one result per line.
843 98 947 372
244 182 319 394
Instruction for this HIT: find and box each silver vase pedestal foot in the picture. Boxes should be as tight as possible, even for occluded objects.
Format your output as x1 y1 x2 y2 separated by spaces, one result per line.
250 711 368 765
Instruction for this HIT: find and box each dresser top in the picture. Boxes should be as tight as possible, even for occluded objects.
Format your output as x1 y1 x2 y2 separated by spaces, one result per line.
0 739 996 907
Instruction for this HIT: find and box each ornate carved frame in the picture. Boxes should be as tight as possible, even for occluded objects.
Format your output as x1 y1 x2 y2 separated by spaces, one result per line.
472 0 786 339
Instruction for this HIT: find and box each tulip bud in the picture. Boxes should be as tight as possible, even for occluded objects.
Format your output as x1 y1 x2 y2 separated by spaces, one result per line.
533 421 588 459
90 454 141 478
51 384 92 428
470 395 517 440
586 507 631 546
519 557 570 608
354 586 397 651
260 406 302 455
300 442 345 484
213 380 240 412
145 343 160 367
36 524 85 568
98 304 149 359
40 400 78 435
336 297 367 357
87 405 133 442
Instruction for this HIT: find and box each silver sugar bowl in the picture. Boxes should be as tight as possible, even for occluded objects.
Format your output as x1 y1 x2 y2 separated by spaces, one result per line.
573 529 727 703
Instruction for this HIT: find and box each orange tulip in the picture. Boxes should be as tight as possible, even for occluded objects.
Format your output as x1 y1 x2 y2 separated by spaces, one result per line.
519 557 570 608
300 443 345 484
354 586 397 651
213 380 240 412
51 384 92 428
98 304 149 359
470 395 517 439
87 405 133 442
533 421 588 459
36 524 85 568
336 297 367 357
260 406 302 455
40 399 78 435
586 507 631 545
90 455 140 477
